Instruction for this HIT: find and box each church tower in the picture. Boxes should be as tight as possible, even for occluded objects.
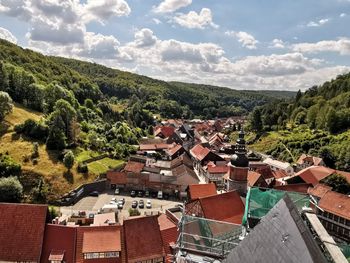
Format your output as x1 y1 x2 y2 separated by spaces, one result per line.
228 129 249 196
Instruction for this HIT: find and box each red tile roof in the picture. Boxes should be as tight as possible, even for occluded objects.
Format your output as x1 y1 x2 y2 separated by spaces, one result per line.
190 144 210 161
308 183 332 198
155 126 175 138
188 183 217 200
107 171 127 184
198 191 245 224
297 154 323 166
319 191 350 220
76 225 121 263
124 216 164 262
207 165 229 174
123 161 145 174
0 203 47 262
157 214 178 256
158 214 176 231
167 144 183 157
41 224 77 263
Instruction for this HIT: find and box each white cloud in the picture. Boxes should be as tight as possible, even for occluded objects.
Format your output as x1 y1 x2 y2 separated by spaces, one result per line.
173 8 218 29
153 0 192 13
292 38 350 55
307 18 330 27
134 28 157 47
153 18 162 24
0 27 17 44
269 39 285 49
83 0 131 24
340 13 346 17
225 30 258 49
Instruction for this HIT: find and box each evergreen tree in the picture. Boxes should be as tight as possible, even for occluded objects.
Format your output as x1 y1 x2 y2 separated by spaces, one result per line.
250 108 263 132
63 150 75 171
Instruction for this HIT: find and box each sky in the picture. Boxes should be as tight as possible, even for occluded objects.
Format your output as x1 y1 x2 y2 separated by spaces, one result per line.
0 0 350 91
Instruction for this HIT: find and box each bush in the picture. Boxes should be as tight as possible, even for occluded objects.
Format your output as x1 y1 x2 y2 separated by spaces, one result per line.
14 119 48 140
0 154 21 177
0 176 23 202
77 162 88 173
128 208 140 217
63 151 75 170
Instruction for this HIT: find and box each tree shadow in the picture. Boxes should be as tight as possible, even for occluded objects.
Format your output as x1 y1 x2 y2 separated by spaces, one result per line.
0 121 10 138
46 149 61 164
63 170 74 184
11 132 20 141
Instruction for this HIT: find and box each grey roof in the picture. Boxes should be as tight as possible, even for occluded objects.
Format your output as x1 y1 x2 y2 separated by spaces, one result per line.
224 195 327 263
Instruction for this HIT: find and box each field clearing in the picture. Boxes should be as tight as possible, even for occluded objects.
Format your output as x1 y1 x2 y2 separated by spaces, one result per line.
87 158 124 175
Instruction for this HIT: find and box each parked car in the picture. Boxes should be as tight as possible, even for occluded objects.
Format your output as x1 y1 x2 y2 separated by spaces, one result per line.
131 200 138 208
117 201 123 209
111 197 117 202
88 213 95 219
139 200 144 209
115 188 120 195
157 191 163 199
146 200 152 209
137 191 143 197
119 198 125 205
130 190 136 197
151 192 157 198
145 190 150 197
89 191 99 197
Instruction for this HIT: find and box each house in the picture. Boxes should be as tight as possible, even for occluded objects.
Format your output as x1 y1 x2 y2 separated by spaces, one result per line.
154 126 175 139
171 164 200 193
308 183 332 199
296 154 324 171
0 203 48 262
75 225 122 262
317 191 350 242
187 183 217 201
224 195 328 263
247 170 267 188
123 216 165 263
41 224 77 263
291 165 350 186
185 190 245 225
165 144 185 160
190 144 224 170
263 157 294 176
91 212 117 226
206 163 229 187
157 214 178 261
106 171 127 189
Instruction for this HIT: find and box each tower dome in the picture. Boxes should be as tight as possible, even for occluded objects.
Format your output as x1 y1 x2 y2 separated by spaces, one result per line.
230 128 249 167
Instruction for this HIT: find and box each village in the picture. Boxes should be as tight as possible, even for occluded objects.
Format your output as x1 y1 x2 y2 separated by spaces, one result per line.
1 117 349 262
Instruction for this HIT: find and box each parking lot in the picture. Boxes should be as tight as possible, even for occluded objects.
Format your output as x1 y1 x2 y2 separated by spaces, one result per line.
60 190 183 223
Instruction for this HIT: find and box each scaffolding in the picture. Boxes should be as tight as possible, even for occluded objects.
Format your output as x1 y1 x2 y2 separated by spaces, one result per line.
177 215 242 258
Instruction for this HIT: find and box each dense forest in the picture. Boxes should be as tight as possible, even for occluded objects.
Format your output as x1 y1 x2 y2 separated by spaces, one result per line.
249 72 350 172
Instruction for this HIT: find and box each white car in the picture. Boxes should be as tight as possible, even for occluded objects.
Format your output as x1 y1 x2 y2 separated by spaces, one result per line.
146 200 152 209
111 197 117 202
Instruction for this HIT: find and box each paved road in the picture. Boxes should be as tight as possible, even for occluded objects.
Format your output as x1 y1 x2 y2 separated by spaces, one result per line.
60 191 182 223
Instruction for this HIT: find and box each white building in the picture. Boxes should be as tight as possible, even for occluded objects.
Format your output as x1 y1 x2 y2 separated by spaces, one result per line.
263 157 294 176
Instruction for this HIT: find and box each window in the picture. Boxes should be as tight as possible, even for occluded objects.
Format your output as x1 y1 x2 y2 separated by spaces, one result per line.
84 252 119 259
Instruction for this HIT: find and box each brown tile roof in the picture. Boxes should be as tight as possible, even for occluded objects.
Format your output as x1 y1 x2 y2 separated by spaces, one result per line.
172 164 198 181
198 190 245 224
319 191 350 220
139 144 173 151
256 166 275 179
157 214 178 256
273 183 311 193
124 161 145 174
271 169 289 179
190 144 210 161
75 225 121 263
247 171 263 186
296 166 335 186
41 224 77 263
188 183 217 200
0 203 47 262
308 183 332 198
107 171 127 184
296 154 323 166
124 216 165 262
155 126 175 138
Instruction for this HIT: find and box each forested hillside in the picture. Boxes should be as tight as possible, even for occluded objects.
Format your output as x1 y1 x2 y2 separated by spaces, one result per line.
248 72 350 171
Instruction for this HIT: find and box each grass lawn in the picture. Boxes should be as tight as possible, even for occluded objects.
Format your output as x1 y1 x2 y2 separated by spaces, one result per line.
87 158 124 175
74 149 100 163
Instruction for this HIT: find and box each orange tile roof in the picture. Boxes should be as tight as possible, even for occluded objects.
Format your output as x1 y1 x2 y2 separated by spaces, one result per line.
107 171 127 184
41 224 77 263
188 183 217 200
295 166 335 186
157 214 176 231
124 216 164 262
297 154 323 166
190 144 211 161
247 170 263 186
167 144 183 156
0 203 47 262
198 190 245 224
319 191 350 220
124 161 145 174
308 183 332 198
75 225 121 263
